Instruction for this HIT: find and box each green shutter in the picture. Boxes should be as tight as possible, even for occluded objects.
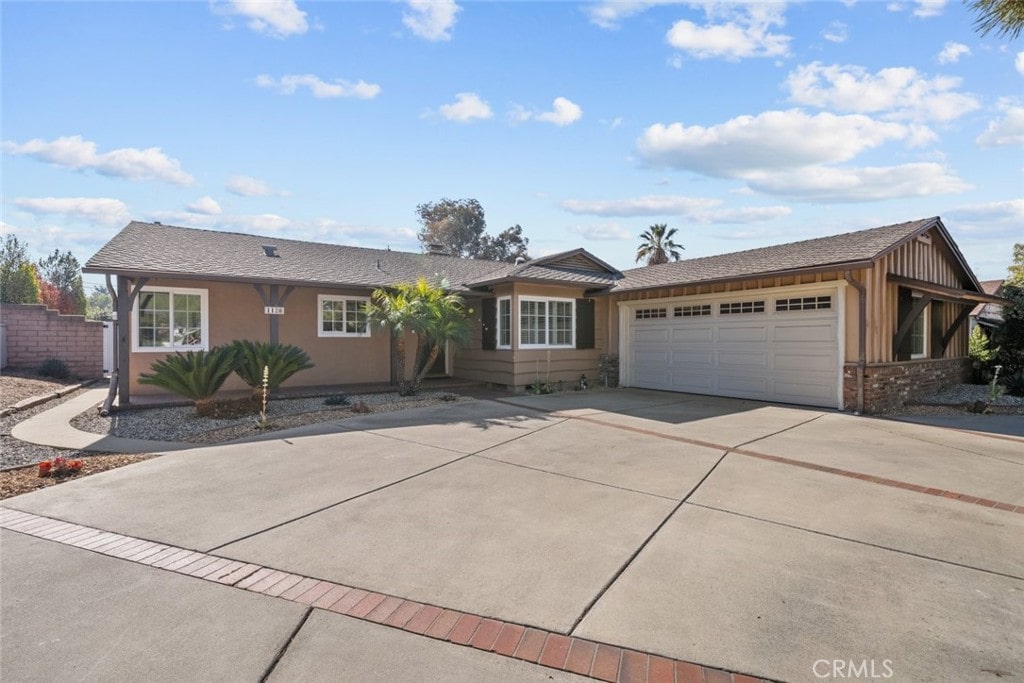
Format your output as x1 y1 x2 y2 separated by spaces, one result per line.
481 297 497 350
576 298 595 350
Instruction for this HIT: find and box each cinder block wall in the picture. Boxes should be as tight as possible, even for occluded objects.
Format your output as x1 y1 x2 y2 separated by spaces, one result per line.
0 304 104 378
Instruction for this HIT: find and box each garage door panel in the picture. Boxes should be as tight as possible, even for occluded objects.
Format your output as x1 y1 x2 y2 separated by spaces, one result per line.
671 327 714 342
670 372 714 392
626 289 841 409
774 352 834 372
671 350 714 366
633 327 670 342
773 323 835 343
718 351 768 369
718 326 767 342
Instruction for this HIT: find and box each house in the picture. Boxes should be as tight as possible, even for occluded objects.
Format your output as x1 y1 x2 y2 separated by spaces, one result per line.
84 217 1001 414
969 280 1004 335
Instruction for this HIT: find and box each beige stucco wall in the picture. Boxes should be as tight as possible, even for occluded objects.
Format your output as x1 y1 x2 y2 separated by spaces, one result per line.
453 282 608 390
126 278 390 395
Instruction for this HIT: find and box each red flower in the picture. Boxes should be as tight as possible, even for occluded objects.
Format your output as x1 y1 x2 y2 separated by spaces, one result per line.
38 461 53 477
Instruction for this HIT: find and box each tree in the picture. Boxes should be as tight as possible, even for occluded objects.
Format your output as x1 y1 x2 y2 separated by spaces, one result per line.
86 285 114 320
968 0 1024 39
416 198 487 258
365 277 472 396
994 243 1024 376
635 224 684 266
37 249 87 315
478 224 530 262
0 235 41 304
416 198 531 261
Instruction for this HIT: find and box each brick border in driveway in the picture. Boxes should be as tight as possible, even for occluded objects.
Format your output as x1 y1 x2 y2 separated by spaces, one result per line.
0 508 773 683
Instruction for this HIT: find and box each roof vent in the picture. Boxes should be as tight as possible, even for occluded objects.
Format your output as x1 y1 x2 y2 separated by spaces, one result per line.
426 243 448 255
153 221 162 225
514 256 526 265
262 244 279 257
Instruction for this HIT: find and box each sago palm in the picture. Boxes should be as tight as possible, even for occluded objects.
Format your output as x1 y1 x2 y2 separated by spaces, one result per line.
231 340 314 400
138 346 239 416
635 224 684 266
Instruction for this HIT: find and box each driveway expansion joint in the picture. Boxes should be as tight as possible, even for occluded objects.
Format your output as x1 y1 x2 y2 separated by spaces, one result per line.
0 507 776 683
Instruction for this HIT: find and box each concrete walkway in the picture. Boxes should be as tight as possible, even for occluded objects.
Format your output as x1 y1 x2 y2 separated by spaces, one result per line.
3 389 1022 682
11 388 194 453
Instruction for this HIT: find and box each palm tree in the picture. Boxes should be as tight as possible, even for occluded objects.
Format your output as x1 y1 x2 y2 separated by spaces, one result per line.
968 0 1023 39
635 224 684 266
366 277 471 396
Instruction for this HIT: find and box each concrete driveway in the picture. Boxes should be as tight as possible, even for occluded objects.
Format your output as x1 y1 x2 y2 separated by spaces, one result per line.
2 389 1022 682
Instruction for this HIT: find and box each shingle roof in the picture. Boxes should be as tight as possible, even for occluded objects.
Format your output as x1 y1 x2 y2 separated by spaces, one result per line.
84 221 516 292
613 217 941 292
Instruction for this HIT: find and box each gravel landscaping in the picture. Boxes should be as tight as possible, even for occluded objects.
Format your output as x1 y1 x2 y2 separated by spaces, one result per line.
71 391 470 445
895 382 1024 416
1 388 104 470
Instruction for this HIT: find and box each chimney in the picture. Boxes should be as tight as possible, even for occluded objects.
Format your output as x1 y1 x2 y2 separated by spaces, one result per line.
514 256 526 266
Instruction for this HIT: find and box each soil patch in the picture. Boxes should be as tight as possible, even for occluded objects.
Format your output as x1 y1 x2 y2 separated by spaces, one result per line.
1 454 154 500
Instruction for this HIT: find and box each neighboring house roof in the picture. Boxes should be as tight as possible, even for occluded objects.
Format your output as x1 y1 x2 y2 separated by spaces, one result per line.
971 279 1004 323
469 248 623 287
611 217 980 293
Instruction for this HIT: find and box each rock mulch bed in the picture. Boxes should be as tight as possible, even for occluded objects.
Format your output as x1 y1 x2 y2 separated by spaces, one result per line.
0 369 80 410
899 382 1024 416
71 391 469 445
1 388 102 470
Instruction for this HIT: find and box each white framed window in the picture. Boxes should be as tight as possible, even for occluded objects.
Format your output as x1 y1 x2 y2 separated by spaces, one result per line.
910 294 928 359
318 295 370 337
519 297 574 348
497 297 512 349
133 286 209 352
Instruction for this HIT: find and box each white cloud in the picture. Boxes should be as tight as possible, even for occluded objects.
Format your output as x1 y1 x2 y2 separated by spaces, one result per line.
913 0 946 17
637 110 913 176
220 0 308 38
567 223 633 241
821 21 848 43
13 197 131 226
512 97 583 126
785 62 979 122
186 197 222 215
403 0 460 41
1016 51 1024 76
226 175 287 197
945 199 1024 238
975 99 1024 147
586 1 684 29
744 162 970 202
937 41 970 64
255 74 381 99
561 195 719 217
437 92 493 123
561 195 790 223
2 135 194 185
666 3 791 61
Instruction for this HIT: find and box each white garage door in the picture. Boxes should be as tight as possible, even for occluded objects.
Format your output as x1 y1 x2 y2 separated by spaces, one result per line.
624 288 841 408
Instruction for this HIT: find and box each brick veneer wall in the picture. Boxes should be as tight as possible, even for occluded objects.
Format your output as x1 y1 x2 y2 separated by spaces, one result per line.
843 357 972 414
0 304 104 378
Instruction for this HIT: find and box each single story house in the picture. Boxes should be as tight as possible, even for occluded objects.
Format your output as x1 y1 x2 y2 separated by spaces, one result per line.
84 217 1001 413
969 279 1004 335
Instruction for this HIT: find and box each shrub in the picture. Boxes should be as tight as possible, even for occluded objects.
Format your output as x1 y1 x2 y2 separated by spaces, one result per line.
350 400 371 414
231 340 314 399
38 456 84 478
38 357 71 379
1004 370 1024 397
138 346 239 416
324 393 350 406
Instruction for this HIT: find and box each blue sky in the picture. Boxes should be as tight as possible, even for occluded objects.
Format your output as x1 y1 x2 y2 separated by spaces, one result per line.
2 0 1021 292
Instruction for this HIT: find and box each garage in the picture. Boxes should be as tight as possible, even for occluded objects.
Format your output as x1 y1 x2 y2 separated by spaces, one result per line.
621 286 843 408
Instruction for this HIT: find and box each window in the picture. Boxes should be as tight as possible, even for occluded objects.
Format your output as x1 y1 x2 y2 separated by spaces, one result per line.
675 304 711 317
134 287 208 352
497 297 512 348
776 296 832 312
520 297 574 348
635 307 667 319
318 295 370 337
720 300 765 315
910 295 927 358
